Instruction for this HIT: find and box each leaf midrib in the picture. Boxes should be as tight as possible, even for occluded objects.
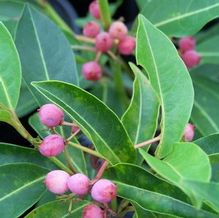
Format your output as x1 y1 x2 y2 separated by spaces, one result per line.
0 176 44 202
140 18 165 148
155 2 219 27
28 7 50 80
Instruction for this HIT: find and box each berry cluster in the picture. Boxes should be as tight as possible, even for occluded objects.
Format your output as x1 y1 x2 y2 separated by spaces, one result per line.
81 0 135 81
37 103 117 218
178 36 201 69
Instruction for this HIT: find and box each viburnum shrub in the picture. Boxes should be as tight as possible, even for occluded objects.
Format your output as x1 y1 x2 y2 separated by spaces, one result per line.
1 0 219 218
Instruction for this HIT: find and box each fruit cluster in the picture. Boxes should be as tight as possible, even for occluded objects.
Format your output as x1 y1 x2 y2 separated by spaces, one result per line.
38 103 117 218
82 0 136 81
178 36 201 69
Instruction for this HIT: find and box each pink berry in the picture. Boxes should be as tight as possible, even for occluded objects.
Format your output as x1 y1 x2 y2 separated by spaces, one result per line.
67 173 90 195
181 50 201 69
179 36 196 53
95 32 113 52
82 61 102 81
38 104 64 128
91 179 117 203
89 0 100 19
118 36 136 55
39 134 65 157
109 21 128 40
44 170 70 195
83 204 104 218
83 21 100 38
183 123 195 142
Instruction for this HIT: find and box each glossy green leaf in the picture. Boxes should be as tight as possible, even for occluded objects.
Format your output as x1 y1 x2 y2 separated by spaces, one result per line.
0 163 48 218
195 134 219 182
136 15 194 158
104 164 217 218
0 143 55 169
0 1 24 21
15 5 79 115
0 22 21 110
32 80 136 164
195 134 219 155
138 0 219 36
122 63 160 144
26 199 89 218
140 142 211 201
191 74 219 136
184 180 219 213
104 163 188 201
209 155 219 182
197 35 219 64
28 113 87 174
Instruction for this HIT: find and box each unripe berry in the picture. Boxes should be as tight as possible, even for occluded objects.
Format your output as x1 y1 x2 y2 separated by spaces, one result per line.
179 36 196 53
89 1 100 19
183 123 195 142
83 21 100 38
83 204 104 218
91 179 117 203
95 32 113 52
39 134 65 157
38 104 64 128
109 21 128 40
44 170 70 195
181 50 201 69
67 173 90 195
82 61 102 81
118 36 136 55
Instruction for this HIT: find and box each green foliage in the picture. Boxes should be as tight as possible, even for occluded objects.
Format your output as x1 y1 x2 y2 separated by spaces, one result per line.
137 0 219 36
0 1 219 217
15 5 78 116
136 15 194 158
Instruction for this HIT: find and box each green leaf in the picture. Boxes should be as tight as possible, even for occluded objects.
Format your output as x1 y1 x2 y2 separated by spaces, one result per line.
25 199 89 218
0 1 24 21
28 113 87 174
32 80 136 164
122 63 160 144
136 15 194 158
195 134 219 155
138 0 219 36
15 5 79 114
191 74 219 136
0 22 21 110
197 35 219 64
183 180 219 213
140 142 211 201
195 134 219 182
0 163 48 218
104 163 217 218
0 143 55 169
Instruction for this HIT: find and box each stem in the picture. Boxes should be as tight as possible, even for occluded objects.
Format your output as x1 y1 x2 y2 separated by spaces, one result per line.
66 129 80 142
95 51 102 62
10 112 39 146
49 157 73 174
71 45 96 52
91 161 108 184
134 135 161 149
98 0 112 30
62 121 75 127
37 0 73 36
64 148 76 173
68 141 104 159
74 35 95 44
